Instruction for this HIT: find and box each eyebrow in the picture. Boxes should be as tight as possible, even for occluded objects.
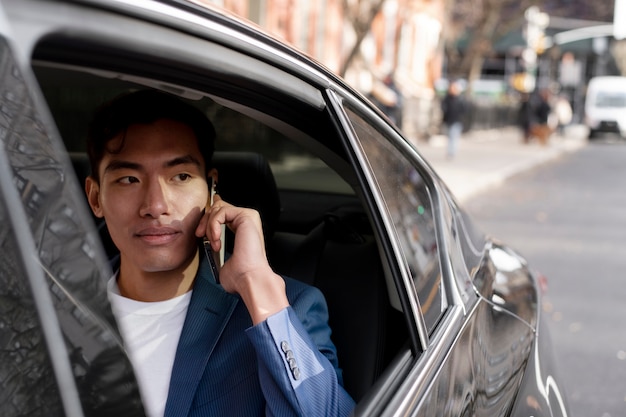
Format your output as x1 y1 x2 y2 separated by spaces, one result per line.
103 160 141 175
165 155 203 170
103 155 203 175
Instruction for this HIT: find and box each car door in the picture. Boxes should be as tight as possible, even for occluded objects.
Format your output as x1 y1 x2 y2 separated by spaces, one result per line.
0 4 145 417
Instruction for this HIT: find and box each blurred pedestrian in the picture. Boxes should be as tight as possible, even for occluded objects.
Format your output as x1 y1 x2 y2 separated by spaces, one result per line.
529 89 552 145
554 94 572 136
441 80 466 158
518 93 532 144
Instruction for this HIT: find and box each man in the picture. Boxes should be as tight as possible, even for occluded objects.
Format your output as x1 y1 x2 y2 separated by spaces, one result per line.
441 80 466 159
518 93 532 144
84 90 354 417
553 94 572 136
529 88 553 145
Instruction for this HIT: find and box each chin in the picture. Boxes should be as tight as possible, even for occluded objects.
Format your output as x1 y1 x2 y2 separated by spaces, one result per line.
144 255 186 271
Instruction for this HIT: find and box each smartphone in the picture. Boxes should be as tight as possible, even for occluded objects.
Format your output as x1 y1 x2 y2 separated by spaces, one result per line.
203 177 224 282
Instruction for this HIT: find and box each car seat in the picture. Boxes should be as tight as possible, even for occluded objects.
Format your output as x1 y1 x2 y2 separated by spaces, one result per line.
211 151 281 247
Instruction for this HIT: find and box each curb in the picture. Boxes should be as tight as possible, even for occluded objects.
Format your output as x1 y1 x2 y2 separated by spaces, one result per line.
419 125 588 202
454 137 586 202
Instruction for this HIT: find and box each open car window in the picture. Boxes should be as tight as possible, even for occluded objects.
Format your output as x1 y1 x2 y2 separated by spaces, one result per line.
30 43 412 405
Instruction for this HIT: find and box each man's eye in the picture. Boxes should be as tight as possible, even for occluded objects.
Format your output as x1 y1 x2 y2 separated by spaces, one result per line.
118 176 139 184
175 173 192 182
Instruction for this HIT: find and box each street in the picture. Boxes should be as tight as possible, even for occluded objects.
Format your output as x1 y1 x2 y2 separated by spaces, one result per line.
463 136 626 417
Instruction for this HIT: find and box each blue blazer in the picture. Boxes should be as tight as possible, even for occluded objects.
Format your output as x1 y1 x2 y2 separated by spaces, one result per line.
162 253 355 417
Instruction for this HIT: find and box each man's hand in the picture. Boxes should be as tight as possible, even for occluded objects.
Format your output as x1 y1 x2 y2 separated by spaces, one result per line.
195 195 289 324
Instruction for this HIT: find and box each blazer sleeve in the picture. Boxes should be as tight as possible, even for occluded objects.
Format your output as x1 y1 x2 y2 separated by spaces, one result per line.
245 286 355 417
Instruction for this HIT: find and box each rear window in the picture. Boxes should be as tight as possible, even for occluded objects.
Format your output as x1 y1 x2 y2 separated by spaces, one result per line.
595 92 626 108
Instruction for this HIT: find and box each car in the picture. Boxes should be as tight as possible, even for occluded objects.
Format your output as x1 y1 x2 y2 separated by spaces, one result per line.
0 0 570 416
585 75 626 139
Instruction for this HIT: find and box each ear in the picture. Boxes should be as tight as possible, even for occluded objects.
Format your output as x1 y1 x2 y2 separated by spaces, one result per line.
85 176 104 218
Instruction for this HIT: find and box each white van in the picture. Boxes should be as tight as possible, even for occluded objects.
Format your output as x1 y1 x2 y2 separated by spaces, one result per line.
584 76 626 139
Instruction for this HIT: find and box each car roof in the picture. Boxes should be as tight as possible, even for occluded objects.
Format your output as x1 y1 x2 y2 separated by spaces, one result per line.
71 0 343 89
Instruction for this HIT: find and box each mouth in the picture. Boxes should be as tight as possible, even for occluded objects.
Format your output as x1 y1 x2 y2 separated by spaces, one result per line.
134 227 181 245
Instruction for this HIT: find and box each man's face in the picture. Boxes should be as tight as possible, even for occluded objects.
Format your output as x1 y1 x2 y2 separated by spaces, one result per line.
86 119 209 275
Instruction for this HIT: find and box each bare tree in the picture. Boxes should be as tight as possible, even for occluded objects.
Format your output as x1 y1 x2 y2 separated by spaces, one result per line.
339 0 386 77
611 40 626 76
443 0 614 88
444 0 539 87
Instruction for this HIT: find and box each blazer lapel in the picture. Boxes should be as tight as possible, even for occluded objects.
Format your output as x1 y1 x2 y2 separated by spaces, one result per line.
164 255 238 417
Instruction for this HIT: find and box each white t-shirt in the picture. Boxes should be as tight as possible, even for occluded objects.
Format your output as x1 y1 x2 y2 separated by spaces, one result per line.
107 277 191 417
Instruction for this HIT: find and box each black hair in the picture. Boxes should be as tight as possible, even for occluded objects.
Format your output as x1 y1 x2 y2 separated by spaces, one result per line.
87 90 216 182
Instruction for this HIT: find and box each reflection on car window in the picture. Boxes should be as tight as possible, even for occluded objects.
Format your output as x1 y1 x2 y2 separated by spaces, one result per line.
0 45 145 416
0 197 65 416
343 106 444 333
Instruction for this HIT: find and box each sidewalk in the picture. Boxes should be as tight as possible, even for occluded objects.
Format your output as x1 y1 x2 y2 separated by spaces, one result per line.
415 125 588 202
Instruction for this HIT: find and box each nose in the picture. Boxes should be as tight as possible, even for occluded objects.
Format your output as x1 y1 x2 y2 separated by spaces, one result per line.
139 178 169 218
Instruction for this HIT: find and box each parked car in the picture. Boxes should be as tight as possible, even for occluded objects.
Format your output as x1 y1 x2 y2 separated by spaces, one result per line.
0 0 569 416
585 75 626 139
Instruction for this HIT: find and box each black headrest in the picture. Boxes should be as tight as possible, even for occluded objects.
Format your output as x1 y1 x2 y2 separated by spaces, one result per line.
212 151 281 239
70 152 91 184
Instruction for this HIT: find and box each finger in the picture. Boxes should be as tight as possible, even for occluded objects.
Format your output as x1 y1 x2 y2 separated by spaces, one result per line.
207 206 224 250
195 207 209 238
211 193 224 205
195 200 223 240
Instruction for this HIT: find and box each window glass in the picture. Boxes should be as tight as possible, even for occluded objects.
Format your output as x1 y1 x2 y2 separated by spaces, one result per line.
0 41 144 416
344 106 445 333
0 196 64 417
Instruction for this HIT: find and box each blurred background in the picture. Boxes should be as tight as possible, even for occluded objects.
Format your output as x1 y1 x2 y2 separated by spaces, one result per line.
192 0 617 143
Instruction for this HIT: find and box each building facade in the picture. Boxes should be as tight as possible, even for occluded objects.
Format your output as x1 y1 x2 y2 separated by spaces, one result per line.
193 0 446 142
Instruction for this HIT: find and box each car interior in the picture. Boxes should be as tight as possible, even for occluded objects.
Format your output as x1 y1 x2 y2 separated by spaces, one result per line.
31 55 411 402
